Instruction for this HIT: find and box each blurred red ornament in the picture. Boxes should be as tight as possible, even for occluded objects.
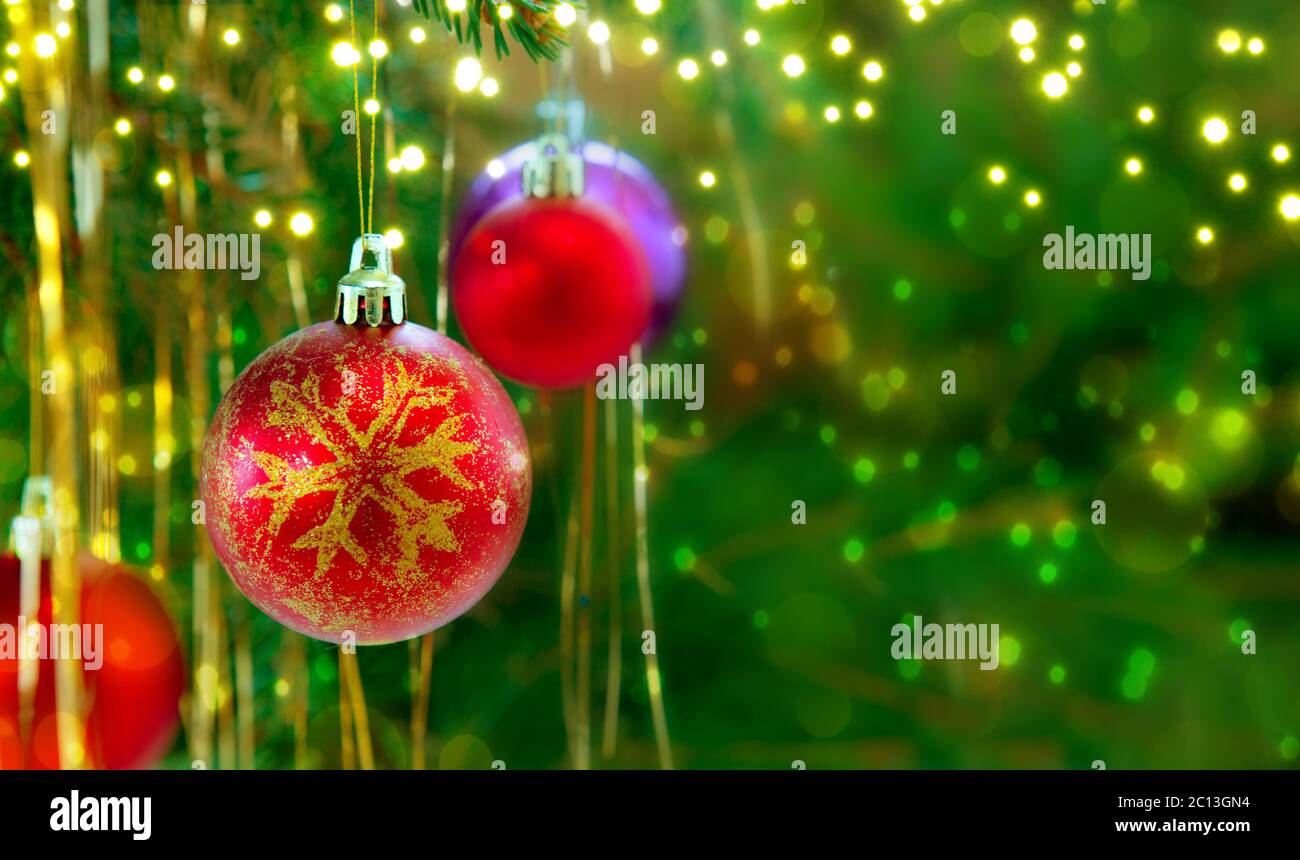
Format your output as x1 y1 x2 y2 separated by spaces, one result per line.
200 236 531 645
451 193 652 389
0 553 184 770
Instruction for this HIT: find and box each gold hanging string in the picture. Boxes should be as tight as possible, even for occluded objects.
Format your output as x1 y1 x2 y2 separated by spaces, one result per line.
367 0 379 232
339 654 356 769
349 0 365 235
559 438 581 767
576 383 597 770
630 342 673 769
587 1 625 763
340 650 375 769
175 129 227 767
347 0 379 237
338 0 381 774
409 632 435 768
600 394 622 760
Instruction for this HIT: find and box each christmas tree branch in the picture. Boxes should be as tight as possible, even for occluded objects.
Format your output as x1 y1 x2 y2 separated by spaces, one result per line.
409 0 571 62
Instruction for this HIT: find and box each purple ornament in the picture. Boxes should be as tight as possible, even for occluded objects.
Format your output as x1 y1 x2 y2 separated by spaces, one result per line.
451 141 687 344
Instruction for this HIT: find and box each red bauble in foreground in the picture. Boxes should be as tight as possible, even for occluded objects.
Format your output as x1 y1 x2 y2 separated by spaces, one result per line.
0 553 184 769
451 195 652 389
200 320 531 644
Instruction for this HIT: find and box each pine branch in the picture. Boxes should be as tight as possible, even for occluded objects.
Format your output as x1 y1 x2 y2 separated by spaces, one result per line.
410 0 572 62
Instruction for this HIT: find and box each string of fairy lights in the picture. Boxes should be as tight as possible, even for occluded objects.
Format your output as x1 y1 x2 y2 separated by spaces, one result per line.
2 0 873 240
985 12 1299 241
2 2 1296 240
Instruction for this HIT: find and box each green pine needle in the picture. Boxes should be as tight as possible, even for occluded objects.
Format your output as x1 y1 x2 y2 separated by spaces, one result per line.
411 0 572 62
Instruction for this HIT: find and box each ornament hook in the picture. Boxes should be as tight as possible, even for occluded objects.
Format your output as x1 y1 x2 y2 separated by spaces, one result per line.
522 134 585 199
336 233 407 327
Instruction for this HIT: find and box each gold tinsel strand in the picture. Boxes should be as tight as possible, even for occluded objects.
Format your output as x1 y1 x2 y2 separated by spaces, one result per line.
13 0 87 771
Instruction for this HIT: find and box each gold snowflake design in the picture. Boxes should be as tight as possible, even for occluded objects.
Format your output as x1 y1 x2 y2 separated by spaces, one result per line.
245 356 480 584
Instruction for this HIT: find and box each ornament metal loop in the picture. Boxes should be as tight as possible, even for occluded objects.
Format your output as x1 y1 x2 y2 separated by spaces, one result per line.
8 475 53 558
536 98 586 149
336 233 407 327
522 133 585 200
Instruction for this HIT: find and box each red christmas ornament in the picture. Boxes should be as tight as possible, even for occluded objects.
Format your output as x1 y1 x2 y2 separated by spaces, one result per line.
200 235 531 645
0 552 184 770
451 136 652 389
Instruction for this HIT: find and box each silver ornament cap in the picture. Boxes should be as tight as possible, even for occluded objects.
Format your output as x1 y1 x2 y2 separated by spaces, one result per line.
522 134 585 199
335 233 407 326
